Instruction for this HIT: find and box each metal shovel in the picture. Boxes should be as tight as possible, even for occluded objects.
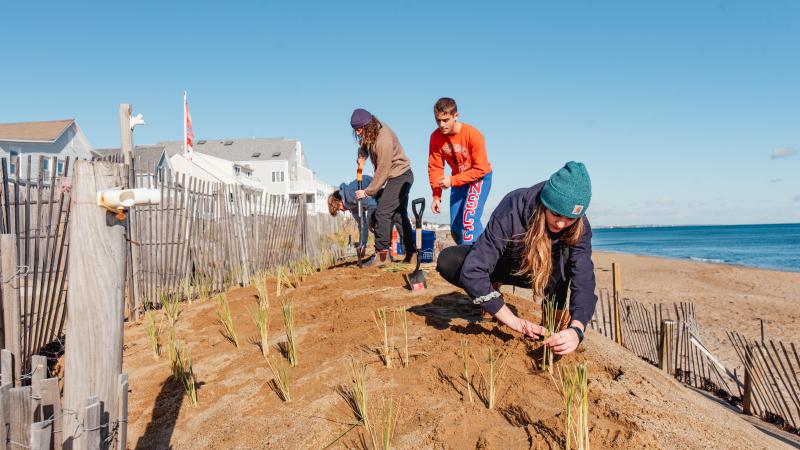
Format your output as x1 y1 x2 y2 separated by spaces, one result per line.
404 198 427 291
356 159 367 267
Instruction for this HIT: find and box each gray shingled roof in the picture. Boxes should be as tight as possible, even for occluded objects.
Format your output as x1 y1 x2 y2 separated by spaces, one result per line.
158 138 297 162
93 144 174 170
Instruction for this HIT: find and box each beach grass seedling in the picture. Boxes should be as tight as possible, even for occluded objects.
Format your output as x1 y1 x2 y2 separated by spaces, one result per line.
471 346 510 410
144 305 161 359
161 291 181 327
267 356 291 402
348 360 369 428
556 362 590 450
171 341 198 406
459 339 474 403
282 298 298 366
372 307 393 368
254 273 270 309
216 293 239 348
250 303 269 357
395 306 410 367
275 266 293 296
541 296 558 372
180 276 194 303
368 398 401 450
195 272 213 300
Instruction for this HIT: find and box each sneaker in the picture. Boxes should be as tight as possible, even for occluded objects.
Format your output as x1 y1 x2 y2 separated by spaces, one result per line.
402 250 416 264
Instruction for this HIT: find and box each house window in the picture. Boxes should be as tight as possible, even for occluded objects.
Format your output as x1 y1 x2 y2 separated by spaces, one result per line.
8 151 18 175
234 166 241 176
57 160 64 176
42 159 51 180
271 171 285 182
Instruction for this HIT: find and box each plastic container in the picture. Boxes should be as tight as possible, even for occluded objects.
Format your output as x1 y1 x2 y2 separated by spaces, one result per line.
420 230 436 263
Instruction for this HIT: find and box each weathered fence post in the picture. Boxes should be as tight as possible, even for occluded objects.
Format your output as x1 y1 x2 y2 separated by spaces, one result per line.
1 234 21 384
300 194 308 257
612 262 624 345
119 103 141 321
742 367 753 415
62 160 127 449
659 319 675 374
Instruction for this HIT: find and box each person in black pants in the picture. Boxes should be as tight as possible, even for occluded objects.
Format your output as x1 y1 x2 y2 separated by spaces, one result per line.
437 162 597 356
350 108 415 266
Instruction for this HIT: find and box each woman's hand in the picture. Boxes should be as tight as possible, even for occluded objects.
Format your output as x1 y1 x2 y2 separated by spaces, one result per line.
355 190 367 200
494 305 545 339
544 326 582 355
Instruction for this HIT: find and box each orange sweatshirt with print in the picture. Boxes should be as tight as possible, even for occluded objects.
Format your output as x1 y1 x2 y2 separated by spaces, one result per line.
428 123 492 199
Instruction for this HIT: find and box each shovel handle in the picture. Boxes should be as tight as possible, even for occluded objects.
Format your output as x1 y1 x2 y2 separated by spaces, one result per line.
411 198 425 249
356 159 365 185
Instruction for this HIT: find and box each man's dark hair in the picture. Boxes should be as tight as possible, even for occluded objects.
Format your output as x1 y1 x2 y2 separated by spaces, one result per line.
434 97 458 115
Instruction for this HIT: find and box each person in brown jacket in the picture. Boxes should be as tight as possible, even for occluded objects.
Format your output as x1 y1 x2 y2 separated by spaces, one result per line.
351 108 416 267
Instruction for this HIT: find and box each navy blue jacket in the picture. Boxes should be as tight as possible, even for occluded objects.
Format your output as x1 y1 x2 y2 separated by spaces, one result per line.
339 176 377 244
459 182 597 326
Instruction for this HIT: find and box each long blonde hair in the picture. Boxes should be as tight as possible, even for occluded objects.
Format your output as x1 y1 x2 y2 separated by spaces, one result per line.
517 203 585 301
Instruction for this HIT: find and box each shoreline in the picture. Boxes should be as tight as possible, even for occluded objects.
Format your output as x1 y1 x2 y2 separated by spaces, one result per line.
593 247 800 274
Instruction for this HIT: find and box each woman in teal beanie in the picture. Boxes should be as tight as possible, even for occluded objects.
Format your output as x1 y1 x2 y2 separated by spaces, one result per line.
437 161 597 356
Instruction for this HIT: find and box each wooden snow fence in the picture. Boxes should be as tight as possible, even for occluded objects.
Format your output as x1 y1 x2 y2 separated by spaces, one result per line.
727 332 800 431
0 351 128 450
589 290 738 397
0 156 72 378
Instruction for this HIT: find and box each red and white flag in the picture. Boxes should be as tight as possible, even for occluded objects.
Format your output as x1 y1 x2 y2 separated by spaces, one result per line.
183 91 194 161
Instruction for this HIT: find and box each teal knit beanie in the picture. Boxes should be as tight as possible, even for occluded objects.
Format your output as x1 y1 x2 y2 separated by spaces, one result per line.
540 161 592 218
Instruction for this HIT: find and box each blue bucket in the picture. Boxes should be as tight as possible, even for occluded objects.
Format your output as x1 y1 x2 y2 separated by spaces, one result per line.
420 230 436 263
395 229 436 262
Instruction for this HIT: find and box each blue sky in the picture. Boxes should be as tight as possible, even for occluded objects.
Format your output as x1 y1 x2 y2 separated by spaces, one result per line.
2 1 798 226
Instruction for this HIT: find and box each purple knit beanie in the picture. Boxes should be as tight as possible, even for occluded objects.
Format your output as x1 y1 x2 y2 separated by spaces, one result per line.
350 108 373 129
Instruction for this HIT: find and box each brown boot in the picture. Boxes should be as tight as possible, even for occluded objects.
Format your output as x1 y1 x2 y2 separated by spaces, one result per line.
375 249 390 268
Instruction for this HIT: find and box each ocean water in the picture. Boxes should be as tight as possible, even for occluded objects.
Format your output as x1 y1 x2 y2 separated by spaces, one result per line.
592 223 800 273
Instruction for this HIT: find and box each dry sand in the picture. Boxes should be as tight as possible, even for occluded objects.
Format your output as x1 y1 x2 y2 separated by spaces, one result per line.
592 251 800 373
122 254 798 449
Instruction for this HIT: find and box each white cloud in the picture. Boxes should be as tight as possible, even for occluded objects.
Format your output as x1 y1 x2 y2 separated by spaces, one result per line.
770 178 782 183
771 147 797 159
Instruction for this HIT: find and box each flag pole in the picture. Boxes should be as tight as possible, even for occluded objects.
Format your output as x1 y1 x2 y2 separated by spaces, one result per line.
183 91 188 155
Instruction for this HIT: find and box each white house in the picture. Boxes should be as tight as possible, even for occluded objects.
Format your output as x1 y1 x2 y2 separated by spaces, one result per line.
95 137 334 214
0 119 94 179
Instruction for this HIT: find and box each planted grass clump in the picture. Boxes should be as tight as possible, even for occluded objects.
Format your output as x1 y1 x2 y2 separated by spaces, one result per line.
282 298 298 366
556 362 590 450
144 305 161 359
170 340 198 406
254 273 270 308
250 300 270 357
395 307 410 367
540 295 565 373
471 345 511 410
368 398 401 450
274 266 293 296
267 356 291 402
216 293 239 348
459 339 474 403
372 307 393 368
329 361 402 450
195 273 214 300
161 291 181 328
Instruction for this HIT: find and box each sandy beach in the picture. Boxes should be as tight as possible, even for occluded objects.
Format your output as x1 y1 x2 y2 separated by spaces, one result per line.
122 254 799 449
590 251 800 372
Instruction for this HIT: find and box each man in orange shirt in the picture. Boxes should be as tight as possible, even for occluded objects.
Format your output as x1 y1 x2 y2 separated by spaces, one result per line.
428 98 493 245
